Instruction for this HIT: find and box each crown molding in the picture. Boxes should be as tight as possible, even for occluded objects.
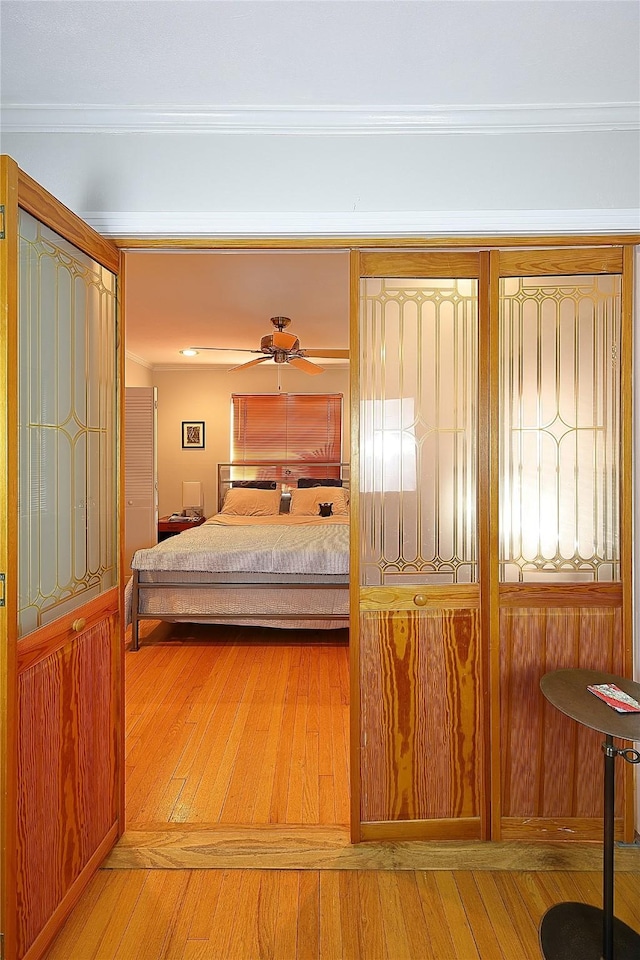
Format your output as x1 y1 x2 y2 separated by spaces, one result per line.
125 351 153 369
83 209 640 238
2 102 638 135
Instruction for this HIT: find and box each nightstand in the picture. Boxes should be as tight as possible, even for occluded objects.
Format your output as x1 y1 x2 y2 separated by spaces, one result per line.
157 515 206 541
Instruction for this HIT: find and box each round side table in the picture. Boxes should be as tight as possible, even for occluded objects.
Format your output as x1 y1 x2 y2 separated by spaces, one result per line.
539 669 640 960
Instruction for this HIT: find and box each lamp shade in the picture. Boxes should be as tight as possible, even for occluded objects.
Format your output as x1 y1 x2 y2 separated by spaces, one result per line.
182 480 203 509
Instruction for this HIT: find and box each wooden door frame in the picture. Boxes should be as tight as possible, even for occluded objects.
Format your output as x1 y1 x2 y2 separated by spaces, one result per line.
0 154 20 960
0 156 122 960
114 233 638 847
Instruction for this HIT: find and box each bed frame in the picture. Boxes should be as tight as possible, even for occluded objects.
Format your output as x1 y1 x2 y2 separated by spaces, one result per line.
130 461 350 650
216 460 350 511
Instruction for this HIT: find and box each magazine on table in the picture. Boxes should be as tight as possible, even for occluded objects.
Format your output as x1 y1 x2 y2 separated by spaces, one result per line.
587 683 640 713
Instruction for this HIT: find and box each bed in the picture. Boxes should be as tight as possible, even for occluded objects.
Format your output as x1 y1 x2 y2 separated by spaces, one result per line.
127 462 350 649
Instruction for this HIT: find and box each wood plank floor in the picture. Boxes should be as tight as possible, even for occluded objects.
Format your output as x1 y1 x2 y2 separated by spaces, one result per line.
44 866 640 959
125 622 350 827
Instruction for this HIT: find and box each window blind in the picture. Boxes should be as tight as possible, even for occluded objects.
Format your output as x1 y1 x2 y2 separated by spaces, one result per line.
231 394 342 480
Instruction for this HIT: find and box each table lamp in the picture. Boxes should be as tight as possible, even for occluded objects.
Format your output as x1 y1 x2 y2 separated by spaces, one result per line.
182 480 203 518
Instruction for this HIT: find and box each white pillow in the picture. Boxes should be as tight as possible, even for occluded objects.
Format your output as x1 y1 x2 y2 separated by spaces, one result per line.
289 486 349 517
220 487 282 516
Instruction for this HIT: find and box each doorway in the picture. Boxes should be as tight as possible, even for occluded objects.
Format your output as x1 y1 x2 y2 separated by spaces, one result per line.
122 248 352 832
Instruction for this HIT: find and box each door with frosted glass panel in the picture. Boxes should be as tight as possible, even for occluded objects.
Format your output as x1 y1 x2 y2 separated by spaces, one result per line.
0 158 122 960
496 248 632 842
353 252 487 841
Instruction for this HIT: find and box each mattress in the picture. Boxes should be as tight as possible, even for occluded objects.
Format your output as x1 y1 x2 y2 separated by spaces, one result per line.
127 514 349 634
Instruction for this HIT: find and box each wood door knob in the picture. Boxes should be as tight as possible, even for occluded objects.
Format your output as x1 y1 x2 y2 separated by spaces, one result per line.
413 595 428 607
71 618 86 632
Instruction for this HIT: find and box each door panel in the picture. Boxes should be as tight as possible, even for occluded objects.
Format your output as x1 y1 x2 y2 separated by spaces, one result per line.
16 598 118 957
499 602 624 841
18 210 118 635
1 156 122 960
496 251 631 841
359 605 481 834
354 253 485 840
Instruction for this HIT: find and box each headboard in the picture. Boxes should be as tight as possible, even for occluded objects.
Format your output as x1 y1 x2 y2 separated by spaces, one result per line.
217 461 350 513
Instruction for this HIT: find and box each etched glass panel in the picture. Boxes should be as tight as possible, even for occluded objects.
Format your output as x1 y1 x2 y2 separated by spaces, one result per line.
360 277 478 586
18 210 118 636
499 274 621 582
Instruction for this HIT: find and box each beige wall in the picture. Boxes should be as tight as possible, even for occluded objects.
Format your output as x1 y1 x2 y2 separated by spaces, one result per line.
125 355 154 387
152 365 350 518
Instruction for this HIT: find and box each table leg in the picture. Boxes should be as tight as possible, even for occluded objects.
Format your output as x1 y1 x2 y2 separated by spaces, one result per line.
603 734 615 959
539 735 640 960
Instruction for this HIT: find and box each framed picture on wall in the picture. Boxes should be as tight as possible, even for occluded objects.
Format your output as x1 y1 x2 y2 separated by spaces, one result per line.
182 420 205 449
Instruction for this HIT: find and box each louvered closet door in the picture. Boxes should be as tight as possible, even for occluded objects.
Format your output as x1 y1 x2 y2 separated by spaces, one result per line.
0 157 122 960
495 247 634 842
352 252 488 842
125 387 157 569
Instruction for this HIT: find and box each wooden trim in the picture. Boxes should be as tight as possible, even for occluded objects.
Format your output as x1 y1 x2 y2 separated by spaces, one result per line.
348 249 361 843
498 248 624 277
359 251 481 278
117 253 127 837
499 583 623 607
20 822 118 960
359 818 482 842
620 244 635 843
359 585 480 610
0 153 19 960
488 249 502 842
102 824 640 871
16 168 120 274
111 233 640 251
499 817 624 843
477 250 493 841
16 588 119 673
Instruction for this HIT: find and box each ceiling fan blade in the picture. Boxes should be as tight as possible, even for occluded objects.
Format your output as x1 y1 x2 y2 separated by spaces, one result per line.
288 355 324 376
228 356 272 372
190 346 262 354
300 348 349 359
272 331 299 350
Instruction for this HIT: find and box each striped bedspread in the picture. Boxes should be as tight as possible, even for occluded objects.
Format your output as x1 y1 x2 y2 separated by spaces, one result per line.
131 515 349 576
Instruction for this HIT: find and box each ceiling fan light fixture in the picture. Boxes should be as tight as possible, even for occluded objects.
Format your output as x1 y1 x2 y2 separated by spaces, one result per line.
197 315 343 375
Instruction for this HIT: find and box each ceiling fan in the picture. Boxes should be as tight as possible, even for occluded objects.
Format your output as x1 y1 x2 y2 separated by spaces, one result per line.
190 316 349 376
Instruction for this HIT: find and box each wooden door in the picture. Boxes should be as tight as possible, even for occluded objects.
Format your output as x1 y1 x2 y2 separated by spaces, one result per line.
493 247 633 842
349 245 633 845
0 157 123 960
350 251 489 841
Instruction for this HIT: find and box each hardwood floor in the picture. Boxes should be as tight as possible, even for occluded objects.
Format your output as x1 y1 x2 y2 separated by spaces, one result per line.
125 622 350 826
43 623 640 958
44 866 640 959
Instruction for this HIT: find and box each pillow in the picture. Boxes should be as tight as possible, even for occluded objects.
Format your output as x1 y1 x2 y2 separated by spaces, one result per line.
231 480 277 489
220 487 281 516
289 485 349 517
297 477 343 488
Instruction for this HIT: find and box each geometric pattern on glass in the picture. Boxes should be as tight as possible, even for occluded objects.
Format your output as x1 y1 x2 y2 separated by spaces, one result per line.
360 278 478 586
499 275 621 583
18 210 118 636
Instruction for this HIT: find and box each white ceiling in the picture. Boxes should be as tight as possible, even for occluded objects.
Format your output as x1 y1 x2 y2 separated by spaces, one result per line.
2 1 637 108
